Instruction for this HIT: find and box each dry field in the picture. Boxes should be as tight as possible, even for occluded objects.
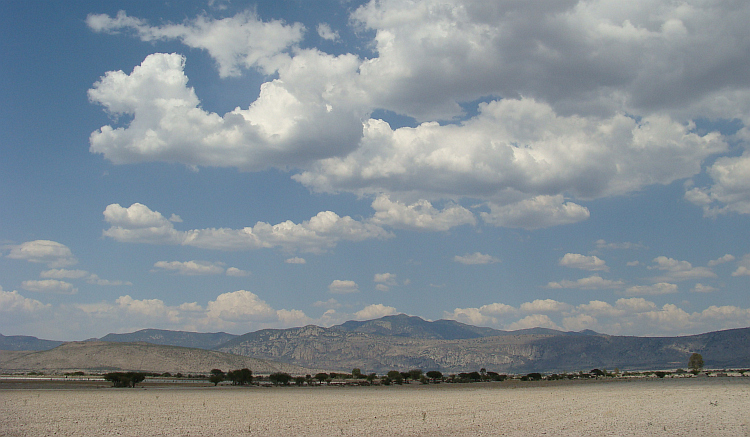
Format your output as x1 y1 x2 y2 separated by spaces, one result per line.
1 378 748 436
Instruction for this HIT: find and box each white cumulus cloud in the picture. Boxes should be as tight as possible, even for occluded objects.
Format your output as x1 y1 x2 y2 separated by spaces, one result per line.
7 240 78 268
354 304 397 320
103 203 391 254
559 253 608 271
328 280 359 294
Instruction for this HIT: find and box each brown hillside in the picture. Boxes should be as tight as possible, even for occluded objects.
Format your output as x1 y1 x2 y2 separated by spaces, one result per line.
0 341 312 375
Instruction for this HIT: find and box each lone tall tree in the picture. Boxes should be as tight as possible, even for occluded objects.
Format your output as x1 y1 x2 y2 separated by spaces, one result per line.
688 353 704 372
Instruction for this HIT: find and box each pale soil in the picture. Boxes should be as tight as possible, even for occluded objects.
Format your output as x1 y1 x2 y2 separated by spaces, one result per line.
1 378 748 436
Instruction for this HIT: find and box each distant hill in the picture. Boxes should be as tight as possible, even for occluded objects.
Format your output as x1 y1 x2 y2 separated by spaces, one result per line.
0 334 63 351
99 329 237 350
0 341 312 375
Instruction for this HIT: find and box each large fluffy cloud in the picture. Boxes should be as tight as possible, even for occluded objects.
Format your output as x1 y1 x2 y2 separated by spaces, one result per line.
296 99 724 203
88 52 365 171
87 10 304 77
86 2 750 227
351 0 750 121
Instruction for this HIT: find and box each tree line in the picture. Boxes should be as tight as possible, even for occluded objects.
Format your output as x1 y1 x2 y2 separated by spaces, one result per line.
103 353 711 387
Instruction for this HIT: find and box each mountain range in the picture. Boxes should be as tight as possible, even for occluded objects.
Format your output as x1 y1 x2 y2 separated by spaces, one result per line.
2 314 749 374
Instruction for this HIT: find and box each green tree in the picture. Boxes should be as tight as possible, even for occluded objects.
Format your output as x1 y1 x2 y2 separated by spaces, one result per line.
352 368 363 379
408 369 423 381
208 369 225 386
227 368 253 385
269 372 292 386
425 370 443 382
314 372 328 385
688 353 704 373
387 370 403 384
103 372 146 388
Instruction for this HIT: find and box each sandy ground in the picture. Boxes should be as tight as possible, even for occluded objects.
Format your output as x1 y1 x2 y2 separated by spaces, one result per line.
1 378 748 436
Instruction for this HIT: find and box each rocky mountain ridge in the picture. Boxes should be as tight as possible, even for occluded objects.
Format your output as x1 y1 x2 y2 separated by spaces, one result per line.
3 315 749 374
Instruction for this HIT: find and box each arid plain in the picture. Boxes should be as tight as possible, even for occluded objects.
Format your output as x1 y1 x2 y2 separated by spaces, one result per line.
1 378 748 436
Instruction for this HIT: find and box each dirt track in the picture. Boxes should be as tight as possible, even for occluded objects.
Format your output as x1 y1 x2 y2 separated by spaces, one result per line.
1 378 748 436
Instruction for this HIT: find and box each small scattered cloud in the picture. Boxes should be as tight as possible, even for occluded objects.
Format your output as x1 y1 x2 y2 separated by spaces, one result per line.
7 240 78 268
626 261 640 267
546 275 624 290
22 279 78 295
285 257 306 264
731 254 750 276
103 203 391 254
226 267 251 277
648 256 716 282
152 260 225 275
329 280 359 294
40 269 89 279
0 287 50 313
374 273 398 291
624 283 678 296
506 314 561 331
205 290 278 323
374 273 397 285
481 195 589 230
691 283 717 293
370 195 475 231
595 240 646 250
520 299 573 314
353 304 397 320
312 298 341 309
708 254 734 266
86 274 132 286
317 23 339 41
558 253 608 271
453 252 501 265
40 269 130 286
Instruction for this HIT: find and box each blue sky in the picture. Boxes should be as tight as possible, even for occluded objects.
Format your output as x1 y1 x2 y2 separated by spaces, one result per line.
2 0 750 340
